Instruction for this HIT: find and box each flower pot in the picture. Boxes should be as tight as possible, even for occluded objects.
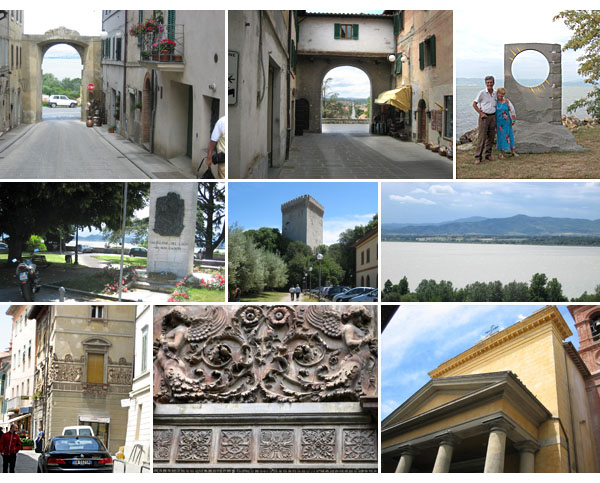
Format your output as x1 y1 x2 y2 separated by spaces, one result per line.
159 53 171 62
173 55 183 62
108 127 116 133
152 51 159 61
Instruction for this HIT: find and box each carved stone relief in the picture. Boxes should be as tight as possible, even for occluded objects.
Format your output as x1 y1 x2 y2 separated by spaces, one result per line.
154 429 173 461
300 429 336 461
154 305 377 404
176 430 212 462
153 192 185 236
108 366 132 385
342 429 377 461
218 430 252 461
258 430 294 462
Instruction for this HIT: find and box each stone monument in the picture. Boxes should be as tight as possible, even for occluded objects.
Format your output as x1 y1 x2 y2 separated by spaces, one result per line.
281 195 324 250
504 43 585 153
147 182 197 278
153 305 378 472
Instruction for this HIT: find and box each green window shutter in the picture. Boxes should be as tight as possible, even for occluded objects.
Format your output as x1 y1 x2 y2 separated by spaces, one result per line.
400 11 404 30
419 41 424 70
101 39 104 59
393 13 399 35
352 24 359 40
395 56 402 75
430 34 436 67
294 11 299 44
138 10 143 23
334 23 340 39
117 37 122 61
167 10 175 40
291 40 297 74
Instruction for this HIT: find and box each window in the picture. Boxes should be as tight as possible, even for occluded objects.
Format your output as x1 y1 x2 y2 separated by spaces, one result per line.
334 23 359 40
141 326 148 373
419 35 436 70
361 276 364 286
87 353 104 384
167 10 176 40
444 95 453 138
591 315 600 342
366 248 370 264
393 11 405 35
361 251 364 265
135 403 143 440
116 37 122 61
366 275 371 287
91 306 104 319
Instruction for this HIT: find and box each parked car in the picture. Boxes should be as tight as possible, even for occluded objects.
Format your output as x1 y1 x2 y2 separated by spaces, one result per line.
0 242 8 253
38 436 113 473
348 288 378 302
128 247 147 257
62 425 95 437
326 285 350 300
77 244 93 253
48 95 78 108
333 287 375 302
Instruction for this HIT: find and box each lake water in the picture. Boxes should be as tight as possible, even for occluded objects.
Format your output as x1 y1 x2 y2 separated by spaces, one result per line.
42 57 83 80
457 85 594 136
382 242 600 298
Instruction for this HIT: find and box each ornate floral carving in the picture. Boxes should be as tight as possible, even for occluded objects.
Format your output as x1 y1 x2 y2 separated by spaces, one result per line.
108 366 132 385
154 429 173 461
342 429 377 461
176 430 211 462
300 429 336 461
154 305 377 404
218 430 252 461
50 362 82 382
258 430 294 461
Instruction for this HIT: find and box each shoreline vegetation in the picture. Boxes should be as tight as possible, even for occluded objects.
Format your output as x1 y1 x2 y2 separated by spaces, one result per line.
381 236 600 246
383 274 600 303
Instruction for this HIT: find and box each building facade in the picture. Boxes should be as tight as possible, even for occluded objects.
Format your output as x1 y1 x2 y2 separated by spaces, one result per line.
0 10 24 134
228 11 297 178
281 194 324 250
0 351 10 429
122 305 152 469
101 10 225 170
3 305 34 436
387 10 453 150
355 228 378 288
381 306 600 473
29 304 135 453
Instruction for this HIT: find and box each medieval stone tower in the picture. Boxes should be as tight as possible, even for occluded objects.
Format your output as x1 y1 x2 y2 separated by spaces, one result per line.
281 195 324 250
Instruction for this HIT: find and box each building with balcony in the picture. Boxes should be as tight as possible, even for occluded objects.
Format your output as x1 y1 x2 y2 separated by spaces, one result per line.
3 305 34 436
0 9 24 135
381 306 600 473
101 10 225 173
29 305 135 453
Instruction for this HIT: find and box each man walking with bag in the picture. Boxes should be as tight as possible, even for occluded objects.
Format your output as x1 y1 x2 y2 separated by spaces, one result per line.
0 423 22 473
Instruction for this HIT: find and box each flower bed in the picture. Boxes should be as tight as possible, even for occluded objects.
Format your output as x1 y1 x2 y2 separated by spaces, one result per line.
97 265 140 295
168 272 225 302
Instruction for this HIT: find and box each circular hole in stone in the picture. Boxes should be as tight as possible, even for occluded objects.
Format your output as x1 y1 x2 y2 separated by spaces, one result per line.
511 50 550 88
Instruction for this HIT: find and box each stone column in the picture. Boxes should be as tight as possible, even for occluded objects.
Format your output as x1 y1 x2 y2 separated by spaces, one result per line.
483 419 513 473
395 447 418 473
432 433 457 473
514 441 539 473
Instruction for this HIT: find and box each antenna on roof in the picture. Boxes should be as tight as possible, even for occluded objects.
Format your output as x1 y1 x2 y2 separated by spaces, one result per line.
484 324 500 337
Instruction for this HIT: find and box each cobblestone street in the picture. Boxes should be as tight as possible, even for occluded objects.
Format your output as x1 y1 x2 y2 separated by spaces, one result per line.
271 131 453 179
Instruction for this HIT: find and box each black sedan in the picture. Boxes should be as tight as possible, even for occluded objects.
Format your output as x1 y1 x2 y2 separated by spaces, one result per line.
37 436 113 473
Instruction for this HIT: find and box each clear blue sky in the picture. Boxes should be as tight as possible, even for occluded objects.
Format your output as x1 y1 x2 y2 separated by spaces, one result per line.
0 306 13 352
228 182 378 245
381 305 579 419
382 182 600 224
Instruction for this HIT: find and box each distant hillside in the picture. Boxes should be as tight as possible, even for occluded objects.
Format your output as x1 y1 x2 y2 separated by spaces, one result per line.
382 214 600 236
457 77 586 87
382 216 488 233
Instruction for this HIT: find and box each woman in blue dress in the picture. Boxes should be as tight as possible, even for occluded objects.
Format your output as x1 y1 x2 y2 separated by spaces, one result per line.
495 87 518 158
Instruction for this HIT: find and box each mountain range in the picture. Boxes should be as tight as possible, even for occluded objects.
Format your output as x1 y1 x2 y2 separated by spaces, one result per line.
382 215 600 236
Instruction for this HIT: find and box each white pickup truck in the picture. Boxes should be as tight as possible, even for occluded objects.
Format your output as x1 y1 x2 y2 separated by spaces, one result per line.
48 94 78 108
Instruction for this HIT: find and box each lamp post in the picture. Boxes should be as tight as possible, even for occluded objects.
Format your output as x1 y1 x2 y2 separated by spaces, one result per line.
304 273 307 292
317 253 323 301
308 267 312 298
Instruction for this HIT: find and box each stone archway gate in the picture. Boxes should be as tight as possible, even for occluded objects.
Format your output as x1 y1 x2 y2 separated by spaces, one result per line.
21 27 102 123
295 12 395 133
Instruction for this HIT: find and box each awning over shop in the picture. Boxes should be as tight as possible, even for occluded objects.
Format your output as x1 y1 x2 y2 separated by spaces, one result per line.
374 86 412 112
3 413 31 426
79 416 110 423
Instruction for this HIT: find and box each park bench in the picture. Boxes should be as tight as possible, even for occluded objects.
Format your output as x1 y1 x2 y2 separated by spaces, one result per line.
31 254 51 268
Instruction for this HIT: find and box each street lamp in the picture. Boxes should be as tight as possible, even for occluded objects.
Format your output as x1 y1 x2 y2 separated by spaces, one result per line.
317 254 323 301
308 267 313 298
304 273 307 292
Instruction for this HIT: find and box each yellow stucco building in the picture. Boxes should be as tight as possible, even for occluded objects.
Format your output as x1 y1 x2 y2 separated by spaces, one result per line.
381 306 600 473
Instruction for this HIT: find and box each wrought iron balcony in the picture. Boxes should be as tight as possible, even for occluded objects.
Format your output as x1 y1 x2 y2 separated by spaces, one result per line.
138 23 185 73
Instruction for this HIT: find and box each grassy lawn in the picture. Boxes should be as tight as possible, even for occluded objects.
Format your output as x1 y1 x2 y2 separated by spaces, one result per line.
187 288 226 302
95 255 147 265
55 273 110 292
0 254 95 286
239 291 290 302
456 125 600 178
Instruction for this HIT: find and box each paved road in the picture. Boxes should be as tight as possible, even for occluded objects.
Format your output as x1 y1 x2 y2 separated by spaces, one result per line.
0 110 193 179
13 450 39 473
271 130 453 179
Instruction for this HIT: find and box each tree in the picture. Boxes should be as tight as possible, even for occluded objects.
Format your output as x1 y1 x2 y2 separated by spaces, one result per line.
503 281 530 302
554 11 600 118
547 277 568 302
529 273 548 301
196 183 225 259
101 217 149 246
228 225 265 294
246 227 288 255
0 183 149 261
398 276 409 296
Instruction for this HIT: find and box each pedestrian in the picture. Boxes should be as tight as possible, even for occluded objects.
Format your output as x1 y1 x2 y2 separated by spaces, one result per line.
289 286 295 301
0 423 22 473
472 75 497 164
295 284 301 301
35 428 44 453
198 116 226 179
234 287 241 302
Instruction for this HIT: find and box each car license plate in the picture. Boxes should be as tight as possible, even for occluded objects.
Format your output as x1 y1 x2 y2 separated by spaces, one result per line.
73 459 92 465
19 272 28 281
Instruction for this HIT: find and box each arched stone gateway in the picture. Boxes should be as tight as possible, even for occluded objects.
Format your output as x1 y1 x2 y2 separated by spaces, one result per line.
21 27 101 123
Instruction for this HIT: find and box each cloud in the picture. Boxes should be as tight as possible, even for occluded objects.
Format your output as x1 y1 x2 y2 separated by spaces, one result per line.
389 195 436 205
411 188 428 194
429 185 456 195
480 191 493 196
323 213 375 245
